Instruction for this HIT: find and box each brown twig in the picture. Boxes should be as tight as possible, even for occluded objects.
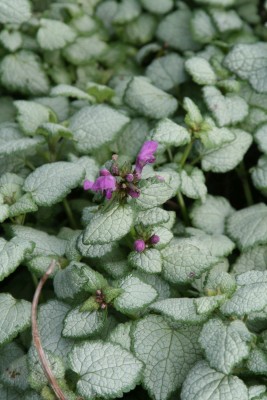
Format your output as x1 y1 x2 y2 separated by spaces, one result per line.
31 260 67 400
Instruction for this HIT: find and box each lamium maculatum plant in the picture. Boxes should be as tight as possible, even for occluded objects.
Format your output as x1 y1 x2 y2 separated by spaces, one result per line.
1 1 267 400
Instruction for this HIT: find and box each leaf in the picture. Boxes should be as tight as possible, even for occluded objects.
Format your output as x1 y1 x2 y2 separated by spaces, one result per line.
77 234 115 259
37 18 76 50
132 315 202 400
162 238 219 284
108 322 133 351
124 13 157 45
114 274 158 314
191 10 217 44
0 384 21 399
0 342 24 374
128 248 162 273
210 9 243 33
0 0 31 24
199 318 254 374
63 35 108 66
1 354 29 391
113 0 141 24
69 341 143 399
191 195 234 234
247 348 267 375
140 0 173 14
37 300 73 361
0 237 34 282
224 43 267 93
181 360 249 400
232 245 267 275
0 123 44 157
87 82 114 103
203 86 248 127
255 124 267 153
63 307 105 338
150 298 209 324
132 270 171 301
8 194 38 218
0 51 49 95
152 118 190 147
156 9 199 52
146 53 186 91
187 228 235 258
180 167 207 201
0 294 31 346
50 84 93 101
70 104 129 153
0 30 23 52
135 178 174 210
185 57 217 85
124 77 178 119
8 225 66 258
14 100 51 136
251 156 267 194
83 203 133 245
23 161 85 206
226 203 267 250
135 207 171 226
201 129 252 173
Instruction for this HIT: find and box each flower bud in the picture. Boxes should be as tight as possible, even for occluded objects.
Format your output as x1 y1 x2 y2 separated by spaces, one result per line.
100 169 111 176
83 180 93 190
126 173 134 182
134 239 146 253
150 234 160 244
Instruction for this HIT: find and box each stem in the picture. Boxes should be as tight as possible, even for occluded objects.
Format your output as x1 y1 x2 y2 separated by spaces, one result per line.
31 260 67 400
180 141 193 168
177 191 190 226
63 198 77 229
167 147 173 162
236 161 253 206
25 160 36 171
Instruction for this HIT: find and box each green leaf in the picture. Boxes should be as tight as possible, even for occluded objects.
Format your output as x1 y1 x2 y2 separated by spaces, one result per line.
28 347 65 391
0 294 31 346
180 167 207 201
79 263 108 293
226 203 267 250
77 234 115 258
150 298 209 324
135 207 171 226
124 77 178 119
83 203 133 245
185 57 217 85
156 9 199 52
123 13 157 45
140 0 173 14
135 178 174 210
247 348 267 375
63 35 108 66
203 86 248 127
162 238 219 284
1 354 29 392
37 300 73 361
200 318 254 374
201 129 252 173
0 384 21 399
50 84 93 101
70 104 129 153
191 10 217 44
0 30 23 52
128 248 162 273
187 228 235 258
9 194 38 218
224 43 267 93
14 100 51 136
37 18 76 50
132 315 202 400
255 124 267 153
200 126 235 150
191 195 234 234
113 0 141 24
0 123 44 157
210 9 243 33
114 274 158 314
205 270 236 296
69 341 143 399
87 82 114 103
23 161 85 206
232 245 267 275
0 342 24 374
0 51 49 95
63 307 105 338
0 237 34 282
146 53 186 91
108 321 133 351
37 123 72 140
152 118 190 147
0 0 31 24
248 385 266 399
132 270 171 300
251 156 267 194
181 360 249 400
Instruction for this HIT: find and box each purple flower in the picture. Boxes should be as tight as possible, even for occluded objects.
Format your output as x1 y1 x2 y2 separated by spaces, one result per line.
83 175 117 199
134 239 146 253
150 234 160 245
135 141 158 174
100 169 111 176
126 173 134 182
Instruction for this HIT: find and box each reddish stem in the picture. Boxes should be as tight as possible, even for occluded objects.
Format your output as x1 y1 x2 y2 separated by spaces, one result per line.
31 260 67 400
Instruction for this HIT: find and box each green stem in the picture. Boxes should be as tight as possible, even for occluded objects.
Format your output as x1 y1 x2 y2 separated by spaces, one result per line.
167 147 173 162
25 160 36 171
180 141 194 168
63 198 77 230
177 191 190 226
236 161 253 206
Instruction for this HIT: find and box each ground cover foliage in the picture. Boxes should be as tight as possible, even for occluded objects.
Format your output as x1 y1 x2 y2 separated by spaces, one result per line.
1 0 267 399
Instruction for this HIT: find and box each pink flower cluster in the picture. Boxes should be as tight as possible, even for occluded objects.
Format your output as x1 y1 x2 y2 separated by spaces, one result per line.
134 234 160 253
83 141 158 200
